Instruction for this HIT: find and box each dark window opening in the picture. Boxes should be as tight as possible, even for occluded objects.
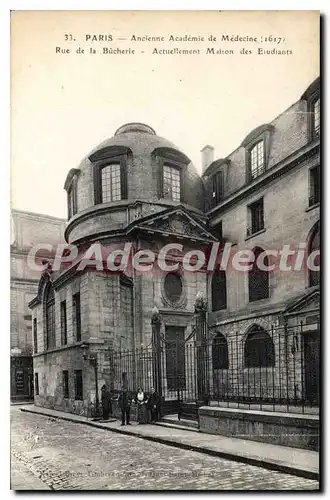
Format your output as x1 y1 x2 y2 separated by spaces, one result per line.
308 222 320 287
60 301 67 346
34 373 39 396
212 333 229 369
67 181 77 219
63 370 69 398
212 170 225 206
249 247 269 302
247 198 264 236
33 318 38 354
244 326 275 368
309 166 320 207
74 370 83 400
73 293 81 342
45 284 55 350
164 272 183 304
211 271 227 311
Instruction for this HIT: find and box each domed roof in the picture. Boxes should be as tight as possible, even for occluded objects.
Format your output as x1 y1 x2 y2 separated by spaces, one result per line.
83 122 188 164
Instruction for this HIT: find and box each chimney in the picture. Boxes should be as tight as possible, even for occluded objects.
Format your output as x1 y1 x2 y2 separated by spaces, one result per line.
201 145 214 174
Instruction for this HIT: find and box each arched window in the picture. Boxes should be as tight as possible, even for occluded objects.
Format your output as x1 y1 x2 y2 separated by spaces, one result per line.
249 140 265 179
90 146 131 205
164 272 183 305
45 283 55 350
308 222 320 287
249 247 269 302
211 271 227 311
244 325 275 368
212 333 229 370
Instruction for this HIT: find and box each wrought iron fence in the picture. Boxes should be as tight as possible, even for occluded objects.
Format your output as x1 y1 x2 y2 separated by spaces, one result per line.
108 321 319 417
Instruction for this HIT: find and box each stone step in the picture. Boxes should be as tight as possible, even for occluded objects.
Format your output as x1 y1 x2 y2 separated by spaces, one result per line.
161 415 199 429
155 421 199 433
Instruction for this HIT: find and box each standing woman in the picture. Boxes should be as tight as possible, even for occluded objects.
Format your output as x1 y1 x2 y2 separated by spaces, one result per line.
135 387 148 424
101 384 112 421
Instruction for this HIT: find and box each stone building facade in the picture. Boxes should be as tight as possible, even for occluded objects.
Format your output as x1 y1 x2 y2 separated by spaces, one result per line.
29 77 320 415
10 210 66 401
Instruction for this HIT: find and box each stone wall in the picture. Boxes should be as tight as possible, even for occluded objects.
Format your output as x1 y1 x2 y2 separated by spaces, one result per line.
199 406 319 451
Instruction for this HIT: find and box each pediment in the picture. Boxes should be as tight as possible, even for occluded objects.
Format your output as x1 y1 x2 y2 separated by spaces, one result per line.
284 289 320 315
127 207 218 242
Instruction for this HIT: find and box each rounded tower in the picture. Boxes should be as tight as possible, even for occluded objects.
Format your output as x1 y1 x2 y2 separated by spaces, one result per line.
64 123 204 244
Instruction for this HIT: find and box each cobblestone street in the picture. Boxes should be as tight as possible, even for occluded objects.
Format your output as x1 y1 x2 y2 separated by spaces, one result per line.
10 407 319 491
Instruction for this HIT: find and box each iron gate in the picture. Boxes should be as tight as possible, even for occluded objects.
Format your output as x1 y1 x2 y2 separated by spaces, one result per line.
108 320 320 421
109 339 209 420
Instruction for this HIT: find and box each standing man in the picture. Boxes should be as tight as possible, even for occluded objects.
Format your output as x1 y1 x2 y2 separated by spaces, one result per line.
147 387 161 423
118 387 131 426
101 384 112 421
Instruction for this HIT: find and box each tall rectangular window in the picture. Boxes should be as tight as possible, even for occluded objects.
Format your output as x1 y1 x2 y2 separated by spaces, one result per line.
72 293 81 342
212 170 225 205
313 98 320 137
163 165 181 202
63 370 69 398
250 141 265 179
74 370 83 400
33 318 38 354
34 373 39 396
120 278 134 351
60 301 67 346
309 166 320 206
248 198 264 236
101 164 121 202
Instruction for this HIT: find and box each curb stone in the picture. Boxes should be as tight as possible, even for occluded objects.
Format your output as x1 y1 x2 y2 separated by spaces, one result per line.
20 407 319 482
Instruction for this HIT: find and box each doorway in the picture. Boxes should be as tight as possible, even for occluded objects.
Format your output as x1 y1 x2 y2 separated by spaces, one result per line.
304 330 320 404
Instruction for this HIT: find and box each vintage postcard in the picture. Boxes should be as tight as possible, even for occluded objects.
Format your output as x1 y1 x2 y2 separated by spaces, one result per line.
10 10 320 491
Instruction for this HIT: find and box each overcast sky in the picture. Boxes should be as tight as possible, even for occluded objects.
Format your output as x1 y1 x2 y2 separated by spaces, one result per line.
11 10 319 219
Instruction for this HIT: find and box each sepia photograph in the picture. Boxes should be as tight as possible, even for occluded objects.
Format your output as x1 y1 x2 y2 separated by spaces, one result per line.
10 9 320 491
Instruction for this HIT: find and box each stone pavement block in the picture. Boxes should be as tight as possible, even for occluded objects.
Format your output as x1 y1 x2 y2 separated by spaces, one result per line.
19 404 319 481
11 455 51 490
11 406 319 491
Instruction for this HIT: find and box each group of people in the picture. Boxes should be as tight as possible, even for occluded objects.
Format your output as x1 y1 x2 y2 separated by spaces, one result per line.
100 384 161 426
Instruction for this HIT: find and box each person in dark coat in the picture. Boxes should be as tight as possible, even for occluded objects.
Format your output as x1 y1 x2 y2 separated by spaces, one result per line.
134 387 149 424
101 384 112 421
118 387 132 426
146 387 161 423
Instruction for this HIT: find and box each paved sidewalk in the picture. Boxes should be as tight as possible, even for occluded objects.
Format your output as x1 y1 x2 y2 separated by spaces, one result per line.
11 453 51 490
20 405 319 481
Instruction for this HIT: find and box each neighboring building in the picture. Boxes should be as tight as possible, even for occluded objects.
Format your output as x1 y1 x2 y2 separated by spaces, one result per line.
10 210 66 401
203 76 320 404
29 77 320 416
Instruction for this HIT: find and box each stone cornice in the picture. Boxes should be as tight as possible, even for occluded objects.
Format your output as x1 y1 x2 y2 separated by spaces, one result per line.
301 76 320 101
151 146 191 165
203 159 231 178
64 168 80 191
89 145 133 163
11 209 66 224
241 124 274 148
64 199 206 242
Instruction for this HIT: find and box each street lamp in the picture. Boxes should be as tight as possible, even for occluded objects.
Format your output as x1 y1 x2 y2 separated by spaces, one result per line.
80 342 101 420
151 306 162 398
194 291 209 405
